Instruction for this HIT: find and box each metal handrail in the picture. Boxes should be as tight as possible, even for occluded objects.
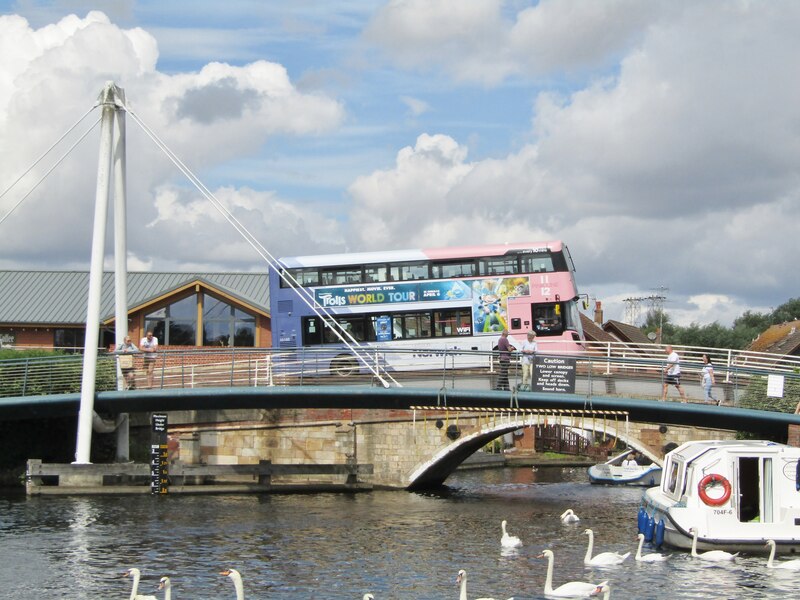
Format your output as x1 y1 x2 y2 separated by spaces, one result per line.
1 343 798 404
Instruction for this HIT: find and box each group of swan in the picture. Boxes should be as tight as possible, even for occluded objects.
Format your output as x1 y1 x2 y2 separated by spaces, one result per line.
634 533 669 562
560 509 580 524
456 569 514 600
537 549 607 598
125 567 245 599
123 568 158 600
765 539 800 570
583 529 630 566
500 520 523 548
688 528 737 562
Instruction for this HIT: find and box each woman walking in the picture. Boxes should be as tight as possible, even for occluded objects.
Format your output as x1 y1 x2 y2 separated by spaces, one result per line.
701 354 717 404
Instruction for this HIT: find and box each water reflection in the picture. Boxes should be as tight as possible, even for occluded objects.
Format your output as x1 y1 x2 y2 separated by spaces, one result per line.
0 467 798 598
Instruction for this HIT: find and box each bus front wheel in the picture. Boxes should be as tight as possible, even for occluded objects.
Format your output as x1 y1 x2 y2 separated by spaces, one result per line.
331 355 358 377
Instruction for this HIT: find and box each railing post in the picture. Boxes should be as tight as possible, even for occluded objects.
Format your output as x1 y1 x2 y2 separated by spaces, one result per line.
22 358 29 396
229 346 235 386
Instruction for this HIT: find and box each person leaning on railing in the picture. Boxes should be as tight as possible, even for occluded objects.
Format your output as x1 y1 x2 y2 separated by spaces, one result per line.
140 330 159 388
115 336 139 390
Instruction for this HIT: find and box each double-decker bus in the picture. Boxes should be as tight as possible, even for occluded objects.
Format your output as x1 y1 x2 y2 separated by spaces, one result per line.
269 241 585 375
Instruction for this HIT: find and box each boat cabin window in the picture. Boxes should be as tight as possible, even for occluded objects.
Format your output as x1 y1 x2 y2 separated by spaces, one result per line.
665 459 682 497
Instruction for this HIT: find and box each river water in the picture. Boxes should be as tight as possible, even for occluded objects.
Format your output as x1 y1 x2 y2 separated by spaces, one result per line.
1 466 796 599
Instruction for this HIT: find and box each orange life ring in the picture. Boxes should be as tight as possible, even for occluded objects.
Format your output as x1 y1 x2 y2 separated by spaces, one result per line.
698 474 731 506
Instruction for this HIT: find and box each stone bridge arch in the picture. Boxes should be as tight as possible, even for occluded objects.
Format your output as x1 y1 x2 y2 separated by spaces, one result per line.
403 412 659 489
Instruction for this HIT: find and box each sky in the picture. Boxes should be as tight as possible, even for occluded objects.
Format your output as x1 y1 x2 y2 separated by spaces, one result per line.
1 1 799 328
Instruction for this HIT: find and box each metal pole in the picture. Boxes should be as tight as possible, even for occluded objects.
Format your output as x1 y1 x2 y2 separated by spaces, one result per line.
112 86 130 462
74 83 117 464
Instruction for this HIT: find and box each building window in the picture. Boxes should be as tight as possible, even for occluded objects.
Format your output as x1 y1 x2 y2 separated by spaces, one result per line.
203 294 256 346
54 328 84 352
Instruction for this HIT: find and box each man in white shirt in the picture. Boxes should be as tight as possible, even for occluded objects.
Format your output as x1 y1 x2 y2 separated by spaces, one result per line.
519 330 538 391
140 330 159 388
661 345 687 402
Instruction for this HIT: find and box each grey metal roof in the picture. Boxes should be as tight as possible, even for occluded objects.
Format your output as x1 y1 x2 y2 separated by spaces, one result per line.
0 271 270 325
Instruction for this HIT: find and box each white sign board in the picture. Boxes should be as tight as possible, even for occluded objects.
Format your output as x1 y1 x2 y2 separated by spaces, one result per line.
767 374 785 398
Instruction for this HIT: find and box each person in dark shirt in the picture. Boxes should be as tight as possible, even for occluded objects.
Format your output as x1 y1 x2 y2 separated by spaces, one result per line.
496 329 516 391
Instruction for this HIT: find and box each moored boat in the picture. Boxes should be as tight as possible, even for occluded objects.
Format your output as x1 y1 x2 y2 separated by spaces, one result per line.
640 440 800 553
588 449 662 486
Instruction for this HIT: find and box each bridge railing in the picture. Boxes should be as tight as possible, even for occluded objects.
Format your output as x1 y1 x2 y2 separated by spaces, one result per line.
1 343 798 411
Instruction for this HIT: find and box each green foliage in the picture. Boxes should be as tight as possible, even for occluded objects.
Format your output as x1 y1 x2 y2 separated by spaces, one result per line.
739 374 800 414
0 349 117 397
640 297 800 350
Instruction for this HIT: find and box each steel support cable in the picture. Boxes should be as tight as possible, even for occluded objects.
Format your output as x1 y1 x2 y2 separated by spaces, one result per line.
124 107 395 387
122 104 398 387
0 111 101 227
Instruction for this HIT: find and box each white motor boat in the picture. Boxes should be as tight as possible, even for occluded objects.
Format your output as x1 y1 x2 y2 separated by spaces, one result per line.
640 440 800 553
588 448 662 487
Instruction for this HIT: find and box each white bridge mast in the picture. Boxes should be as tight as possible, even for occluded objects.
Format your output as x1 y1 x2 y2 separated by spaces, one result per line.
74 82 129 464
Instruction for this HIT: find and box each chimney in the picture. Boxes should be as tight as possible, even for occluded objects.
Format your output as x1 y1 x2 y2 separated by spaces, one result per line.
594 300 604 325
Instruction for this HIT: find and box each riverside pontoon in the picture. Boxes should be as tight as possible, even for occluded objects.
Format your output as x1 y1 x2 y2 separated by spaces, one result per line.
639 440 800 553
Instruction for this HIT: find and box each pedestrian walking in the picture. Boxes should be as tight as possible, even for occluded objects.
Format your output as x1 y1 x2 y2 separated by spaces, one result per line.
701 354 717 404
662 345 687 402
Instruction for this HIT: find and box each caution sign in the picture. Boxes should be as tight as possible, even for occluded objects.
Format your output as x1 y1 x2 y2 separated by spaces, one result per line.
533 356 576 393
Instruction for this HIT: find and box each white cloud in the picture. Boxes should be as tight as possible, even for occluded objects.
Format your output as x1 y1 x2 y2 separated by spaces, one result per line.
0 12 345 271
347 2 800 326
400 95 430 117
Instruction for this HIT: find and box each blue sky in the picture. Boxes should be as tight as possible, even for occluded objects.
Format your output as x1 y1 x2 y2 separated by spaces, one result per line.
1 1 800 328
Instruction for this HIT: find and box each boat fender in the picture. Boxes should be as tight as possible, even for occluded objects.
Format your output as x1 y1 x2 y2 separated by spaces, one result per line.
644 515 655 542
698 473 732 506
655 519 665 548
637 508 647 534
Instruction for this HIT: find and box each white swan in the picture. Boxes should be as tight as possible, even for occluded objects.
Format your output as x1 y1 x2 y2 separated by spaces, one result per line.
158 577 171 600
560 509 580 524
590 582 610 598
456 569 514 600
221 569 245 599
765 539 800 569
124 568 158 600
363 594 375 600
634 533 669 562
689 528 737 562
537 550 604 598
583 529 630 566
500 520 522 548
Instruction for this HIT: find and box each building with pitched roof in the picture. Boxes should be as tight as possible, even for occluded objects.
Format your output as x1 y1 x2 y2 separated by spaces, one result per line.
747 320 800 357
0 271 270 350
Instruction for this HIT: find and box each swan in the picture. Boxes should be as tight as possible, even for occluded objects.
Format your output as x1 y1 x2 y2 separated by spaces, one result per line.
158 577 171 600
363 595 375 599
689 528 737 562
634 533 669 562
765 539 800 569
221 569 245 599
560 509 580 524
500 520 522 548
123 568 158 600
456 569 514 600
583 529 630 566
590 582 610 598
537 550 604 598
